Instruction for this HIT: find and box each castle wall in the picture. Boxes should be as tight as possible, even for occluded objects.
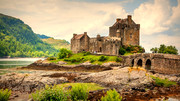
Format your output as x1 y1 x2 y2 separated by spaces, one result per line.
71 15 140 55
71 39 80 53
122 27 139 46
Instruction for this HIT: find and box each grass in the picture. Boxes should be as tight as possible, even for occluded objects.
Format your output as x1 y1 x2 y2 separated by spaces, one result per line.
50 52 122 65
42 38 70 50
123 52 134 56
0 89 11 101
150 75 177 87
31 83 104 101
59 83 104 91
101 89 122 101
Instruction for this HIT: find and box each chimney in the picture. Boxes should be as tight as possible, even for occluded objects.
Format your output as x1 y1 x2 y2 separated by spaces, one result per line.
128 15 132 25
97 34 100 38
84 32 87 35
116 18 121 22
73 34 77 38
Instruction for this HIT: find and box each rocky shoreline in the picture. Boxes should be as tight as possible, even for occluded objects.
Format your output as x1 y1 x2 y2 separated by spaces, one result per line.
0 60 180 101
20 59 122 72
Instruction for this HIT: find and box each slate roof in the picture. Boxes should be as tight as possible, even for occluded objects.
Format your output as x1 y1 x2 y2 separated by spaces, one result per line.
112 18 136 27
74 34 84 39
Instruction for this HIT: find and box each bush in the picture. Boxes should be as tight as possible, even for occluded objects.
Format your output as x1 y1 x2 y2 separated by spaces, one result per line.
115 57 122 62
31 85 68 101
70 84 88 101
0 89 11 101
83 51 91 56
119 47 126 55
101 89 122 101
47 57 56 60
99 55 108 61
90 58 95 63
150 75 177 87
57 48 72 59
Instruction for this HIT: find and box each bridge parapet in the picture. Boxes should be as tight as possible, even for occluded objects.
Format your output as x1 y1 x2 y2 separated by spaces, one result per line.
120 53 180 74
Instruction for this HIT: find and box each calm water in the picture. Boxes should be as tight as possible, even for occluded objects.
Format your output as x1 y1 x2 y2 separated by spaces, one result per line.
0 58 44 69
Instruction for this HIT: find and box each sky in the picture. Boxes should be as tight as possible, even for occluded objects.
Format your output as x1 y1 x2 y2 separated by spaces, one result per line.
0 0 180 53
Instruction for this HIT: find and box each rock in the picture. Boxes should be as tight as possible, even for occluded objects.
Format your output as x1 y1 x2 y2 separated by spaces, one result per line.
80 61 91 65
27 98 33 101
34 59 42 63
0 72 69 93
58 61 67 65
159 88 166 94
102 62 121 67
75 67 153 91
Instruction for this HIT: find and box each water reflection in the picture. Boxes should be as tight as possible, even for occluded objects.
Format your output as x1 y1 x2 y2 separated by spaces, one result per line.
0 58 44 69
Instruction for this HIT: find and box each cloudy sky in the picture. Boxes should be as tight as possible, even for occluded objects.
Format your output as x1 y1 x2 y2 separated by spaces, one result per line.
0 0 179 53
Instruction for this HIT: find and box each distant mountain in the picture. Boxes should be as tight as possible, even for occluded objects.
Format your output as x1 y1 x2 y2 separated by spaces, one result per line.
0 13 58 57
42 38 70 50
37 34 51 39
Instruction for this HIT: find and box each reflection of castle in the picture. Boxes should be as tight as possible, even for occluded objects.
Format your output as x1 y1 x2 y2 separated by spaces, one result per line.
71 15 140 55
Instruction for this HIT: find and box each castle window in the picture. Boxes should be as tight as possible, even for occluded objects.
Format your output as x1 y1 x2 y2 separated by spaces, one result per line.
130 33 133 39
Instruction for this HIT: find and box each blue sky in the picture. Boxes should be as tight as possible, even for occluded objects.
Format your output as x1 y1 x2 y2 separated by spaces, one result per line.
0 0 179 53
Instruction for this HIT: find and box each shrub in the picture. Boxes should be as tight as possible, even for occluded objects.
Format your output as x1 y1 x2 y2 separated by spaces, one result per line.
119 47 126 55
101 89 122 101
90 58 95 63
150 75 177 87
47 57 56 60
70 84 88 101
0 89 11 101
115 57 122 62
57 48 72 59
83 51 91 56
99 55 108 61
31 85 68 101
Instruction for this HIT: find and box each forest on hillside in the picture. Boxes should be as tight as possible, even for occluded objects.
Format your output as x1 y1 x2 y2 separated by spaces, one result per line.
0 13 58 57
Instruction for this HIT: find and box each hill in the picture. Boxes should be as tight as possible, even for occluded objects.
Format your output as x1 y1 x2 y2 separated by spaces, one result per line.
37 34 51 39
42 38 70 50
0 13 58 57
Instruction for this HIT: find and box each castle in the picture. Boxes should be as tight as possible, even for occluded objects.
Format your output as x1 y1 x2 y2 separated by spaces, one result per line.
71 15 140 55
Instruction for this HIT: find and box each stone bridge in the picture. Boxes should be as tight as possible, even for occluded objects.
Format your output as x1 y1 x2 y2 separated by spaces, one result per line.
120 53 180 74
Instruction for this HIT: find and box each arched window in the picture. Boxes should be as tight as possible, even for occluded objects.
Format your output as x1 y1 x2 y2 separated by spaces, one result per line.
130 33 133 39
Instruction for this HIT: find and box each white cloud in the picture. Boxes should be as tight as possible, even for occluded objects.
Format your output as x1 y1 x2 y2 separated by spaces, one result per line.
133 0 172 35
166 0 180 25
0 0 128 41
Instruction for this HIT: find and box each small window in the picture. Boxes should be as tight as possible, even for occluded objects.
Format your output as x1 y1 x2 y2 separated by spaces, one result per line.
130 33 132 39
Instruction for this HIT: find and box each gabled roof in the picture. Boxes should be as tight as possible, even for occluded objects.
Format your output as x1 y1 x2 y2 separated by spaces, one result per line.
74 34 84 39
112 18 136 27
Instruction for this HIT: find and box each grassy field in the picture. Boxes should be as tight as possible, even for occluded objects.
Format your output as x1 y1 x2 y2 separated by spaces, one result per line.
42 38 70 50
50 52 122 65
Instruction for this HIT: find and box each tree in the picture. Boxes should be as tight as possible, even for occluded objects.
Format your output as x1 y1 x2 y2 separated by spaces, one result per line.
57 48 72 59
150 44 178 55
119 47 126 55
150 47 158 53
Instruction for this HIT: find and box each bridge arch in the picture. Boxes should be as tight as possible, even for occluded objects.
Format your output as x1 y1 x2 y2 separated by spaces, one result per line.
145 59 151 70
131 59 134 67
137 59 143 67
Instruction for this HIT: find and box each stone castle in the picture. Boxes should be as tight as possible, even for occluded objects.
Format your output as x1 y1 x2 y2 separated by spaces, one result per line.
71 15 140 55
